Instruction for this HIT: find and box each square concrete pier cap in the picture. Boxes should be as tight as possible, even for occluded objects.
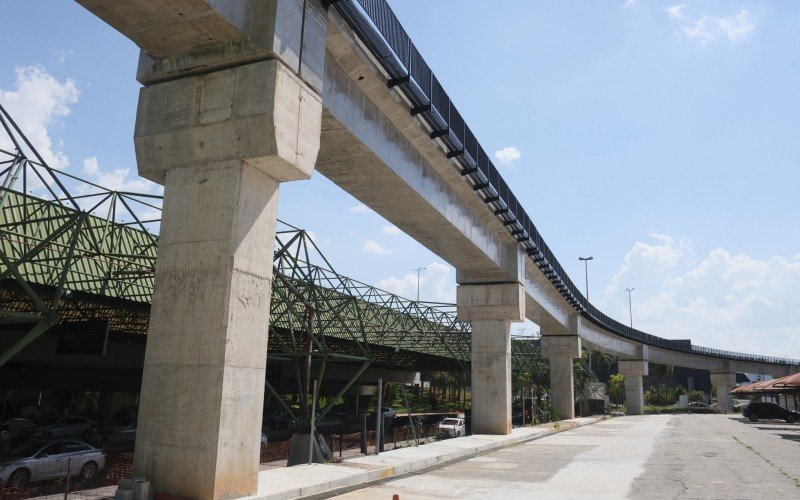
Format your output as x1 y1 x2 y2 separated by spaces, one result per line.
134 58 322 184
540 335 582 359
456 283 525 322
618 359 649 377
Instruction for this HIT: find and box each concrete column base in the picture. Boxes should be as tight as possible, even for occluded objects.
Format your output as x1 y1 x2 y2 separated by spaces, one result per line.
548 356 576 420
541 335 581 420
619 359 648 415
711 372 736 413
457 283 524 435
470 320 513 435
624 375 645 415
134 162 280 499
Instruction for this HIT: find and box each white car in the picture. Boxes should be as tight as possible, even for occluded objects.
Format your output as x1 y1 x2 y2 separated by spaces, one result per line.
437 418 465 438
0 440 105 486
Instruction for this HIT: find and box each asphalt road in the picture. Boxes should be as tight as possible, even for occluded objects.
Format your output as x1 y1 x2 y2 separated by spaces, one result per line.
332 414 800 499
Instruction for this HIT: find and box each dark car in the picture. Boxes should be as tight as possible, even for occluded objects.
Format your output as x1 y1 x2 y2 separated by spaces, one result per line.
264 408 295 430
743 402 799 423
16 416 96 442
86 414 137 451
688 402 718 414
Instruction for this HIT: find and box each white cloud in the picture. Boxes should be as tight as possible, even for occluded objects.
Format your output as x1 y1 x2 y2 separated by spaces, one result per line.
718 10 755 42
54 49 76 64
494 146 521 166
665 4 685 20
81 157 155 193
665 7 754 44
349 203 371 214
623 0 638 8
75 157 162 226
0 65 79 169
361 240 392 255
602 234 800 358
607 232 692 293
375 262 456 302
304 230 331 248
382 224 402 236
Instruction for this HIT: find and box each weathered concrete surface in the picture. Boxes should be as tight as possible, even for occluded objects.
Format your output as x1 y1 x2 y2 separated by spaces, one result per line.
242 417 604 500
630 415 800 499
72 2 331 496
457 283 525 435
77 0 329 90
334 415 800 499
136 161 280 498
541 335 581 420
619 358 648 415
710 372 736 413
333 416 664 499
135 59 322 184
319 14 526 284
469 321 513 435
125 12 325 496
456 283 525 323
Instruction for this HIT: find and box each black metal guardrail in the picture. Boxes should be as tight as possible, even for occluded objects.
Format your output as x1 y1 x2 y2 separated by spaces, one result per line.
324 0 799 367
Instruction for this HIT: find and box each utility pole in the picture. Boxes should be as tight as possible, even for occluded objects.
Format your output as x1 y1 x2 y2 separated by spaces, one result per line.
625 287 635 328
412 267 426 301
578 256 593 300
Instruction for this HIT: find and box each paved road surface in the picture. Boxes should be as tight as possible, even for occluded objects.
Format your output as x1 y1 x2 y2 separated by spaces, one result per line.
333 414 800 499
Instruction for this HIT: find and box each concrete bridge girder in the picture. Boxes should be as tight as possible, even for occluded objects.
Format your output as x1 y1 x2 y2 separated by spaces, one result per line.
320 13 522 283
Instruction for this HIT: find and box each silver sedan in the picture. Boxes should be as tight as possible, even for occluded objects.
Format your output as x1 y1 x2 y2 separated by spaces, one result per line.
0 440 105 486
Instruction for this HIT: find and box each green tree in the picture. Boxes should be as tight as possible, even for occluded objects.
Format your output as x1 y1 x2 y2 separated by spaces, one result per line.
608 373 626 404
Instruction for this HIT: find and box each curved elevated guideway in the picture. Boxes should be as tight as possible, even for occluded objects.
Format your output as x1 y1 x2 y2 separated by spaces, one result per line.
317 0 798 419
21 0 797 497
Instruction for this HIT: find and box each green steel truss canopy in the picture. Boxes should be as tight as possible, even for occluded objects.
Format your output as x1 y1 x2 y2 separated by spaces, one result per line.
0 104 547 381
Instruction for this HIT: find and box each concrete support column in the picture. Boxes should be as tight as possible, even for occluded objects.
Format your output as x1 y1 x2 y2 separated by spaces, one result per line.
457 283 525 435
618 359 649 415
130 42 323 500
711 372 735 413
540 335 582 420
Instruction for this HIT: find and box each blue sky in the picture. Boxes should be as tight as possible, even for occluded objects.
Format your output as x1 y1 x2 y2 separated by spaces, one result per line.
1 1 798 358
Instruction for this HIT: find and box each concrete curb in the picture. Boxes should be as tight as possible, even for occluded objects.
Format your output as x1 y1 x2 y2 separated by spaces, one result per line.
245 416 608 500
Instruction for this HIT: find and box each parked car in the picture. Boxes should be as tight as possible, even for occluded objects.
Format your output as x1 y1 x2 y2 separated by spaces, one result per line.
17 416 96 441
743 402 800 423
86 414 137 451
374 407 396 419
688 402 718 414
1 419 35 442
0 440 105 487
264 408 295 430
0 425 10 452
437 418 465 438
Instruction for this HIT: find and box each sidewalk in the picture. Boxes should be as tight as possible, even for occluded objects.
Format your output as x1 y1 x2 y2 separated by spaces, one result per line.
244 416 606 500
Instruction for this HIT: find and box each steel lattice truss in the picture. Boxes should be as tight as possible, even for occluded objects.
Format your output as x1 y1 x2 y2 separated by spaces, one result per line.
0 103 547 379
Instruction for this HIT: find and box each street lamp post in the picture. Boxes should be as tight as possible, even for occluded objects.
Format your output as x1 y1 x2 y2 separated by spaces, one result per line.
578 256 593 300
412 267 426 301
625 287 635 328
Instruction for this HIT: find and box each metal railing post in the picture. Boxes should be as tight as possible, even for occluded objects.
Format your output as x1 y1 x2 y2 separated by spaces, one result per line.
376 378 383 455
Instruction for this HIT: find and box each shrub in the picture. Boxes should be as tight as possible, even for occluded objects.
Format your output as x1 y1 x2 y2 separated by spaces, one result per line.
688 390 704 403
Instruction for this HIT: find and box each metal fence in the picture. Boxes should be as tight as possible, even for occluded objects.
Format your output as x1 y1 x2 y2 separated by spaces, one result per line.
326 0 799 367
0 449 132 499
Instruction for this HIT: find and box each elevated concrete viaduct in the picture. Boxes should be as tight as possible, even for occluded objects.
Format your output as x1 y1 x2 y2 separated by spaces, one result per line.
73 1 799 497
